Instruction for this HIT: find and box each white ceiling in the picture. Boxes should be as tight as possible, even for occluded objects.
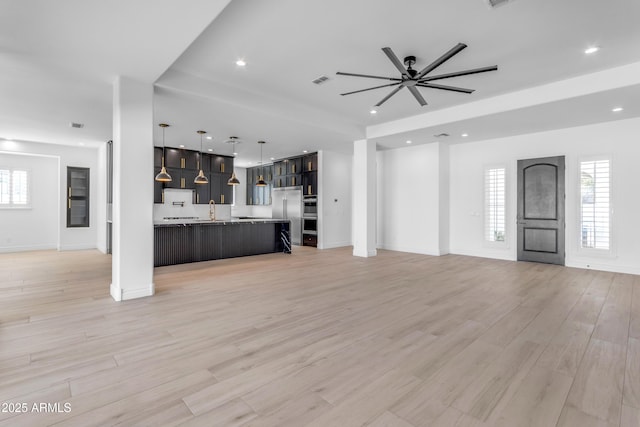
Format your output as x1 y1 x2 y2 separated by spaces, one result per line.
2 0 640 165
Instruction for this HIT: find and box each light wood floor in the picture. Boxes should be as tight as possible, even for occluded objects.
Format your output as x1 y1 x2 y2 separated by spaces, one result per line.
0 247 639 427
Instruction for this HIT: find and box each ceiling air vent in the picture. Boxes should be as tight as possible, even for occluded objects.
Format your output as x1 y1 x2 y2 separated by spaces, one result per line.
434 133 450 138
485 0 514 8
312 75 329 85
70 122 84 129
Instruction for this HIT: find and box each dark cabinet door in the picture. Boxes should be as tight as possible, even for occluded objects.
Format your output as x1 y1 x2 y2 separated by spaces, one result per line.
181 169 199 190
273 161 286 177
67 167 90 228
197 153 210 172
195 178 210 204
154 147 163 168
287 157 302 175
221 173 233 204
164 148 182 169
263 164 273 183
303 153 317 172
303 171 317 196
273 176 285 188
211 155 234 174
154 179 163 204
182 150 199 170
222 157 233 175
287 174 301 187
163 167 181 189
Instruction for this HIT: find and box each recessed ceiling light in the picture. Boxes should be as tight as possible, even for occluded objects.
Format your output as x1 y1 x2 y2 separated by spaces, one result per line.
406 140 412 144
247 162 252 165
78 142 85 146
234 152 238 156
207 148 213 152
612 107 624 112
236 59 246 67
461 133 469 137
584 46 599 55
370 109 377 115
179 144 185 148
206 136 212 140
270 157 275 160
303 150 308 153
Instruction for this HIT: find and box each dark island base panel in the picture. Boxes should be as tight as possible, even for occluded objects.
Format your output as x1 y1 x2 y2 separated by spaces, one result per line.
154 221 291 267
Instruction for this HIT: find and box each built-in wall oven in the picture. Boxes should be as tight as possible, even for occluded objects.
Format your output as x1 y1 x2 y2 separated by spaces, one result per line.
302 196 317 247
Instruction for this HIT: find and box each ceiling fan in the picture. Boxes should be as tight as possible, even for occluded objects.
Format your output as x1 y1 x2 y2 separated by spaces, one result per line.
336 43 498 107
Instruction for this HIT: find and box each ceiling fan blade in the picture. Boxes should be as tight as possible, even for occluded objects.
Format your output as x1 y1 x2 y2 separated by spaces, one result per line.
420 65 498 82
416 82 475 94
375 86 404 107
336 71 401 81
416 43 467 79
407 86 427 106
340 82 401 96
382 47 410 78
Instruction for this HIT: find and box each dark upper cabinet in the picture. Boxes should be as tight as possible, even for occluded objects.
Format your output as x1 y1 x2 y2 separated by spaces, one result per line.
211 173 233 204
162 168 182 189
195 179 210 204
164 148 182 169
164 148 198 169
303 171 317 196
273 161 286 177
182 150 198 170
262 165 273 184
287 174 301 187
303 153 318 172
273 176 285 188
244 165 273 205
197 153 210 172
210 155 234 174
154 178 163 203
287 157 302 175
154 147 163 168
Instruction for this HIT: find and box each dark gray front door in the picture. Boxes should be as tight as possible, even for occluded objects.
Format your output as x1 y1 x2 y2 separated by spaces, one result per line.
517 156 565 265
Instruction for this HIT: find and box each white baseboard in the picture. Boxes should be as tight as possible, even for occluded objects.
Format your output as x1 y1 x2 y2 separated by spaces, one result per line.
565 260 640 275
353 248 377 257
448 248 515 261
110 282 154 302
377 243 441 256
0 244 57 253
319 240 352 250
58 243 97 251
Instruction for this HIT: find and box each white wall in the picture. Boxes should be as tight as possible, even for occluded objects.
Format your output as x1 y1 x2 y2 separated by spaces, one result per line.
377 142 447 255
449 117 640 274
319 150 352 249
0 140 101 251
0 153 58 252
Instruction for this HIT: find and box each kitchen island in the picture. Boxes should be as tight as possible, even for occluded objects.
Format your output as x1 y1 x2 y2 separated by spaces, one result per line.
154 218 290 267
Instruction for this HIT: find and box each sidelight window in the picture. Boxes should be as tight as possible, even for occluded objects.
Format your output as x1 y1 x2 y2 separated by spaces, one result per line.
580 158 610 250
0 168 30 207
485 167 506 243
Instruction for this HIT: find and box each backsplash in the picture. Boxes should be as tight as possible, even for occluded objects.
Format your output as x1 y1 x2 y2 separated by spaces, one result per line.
153 189 231 220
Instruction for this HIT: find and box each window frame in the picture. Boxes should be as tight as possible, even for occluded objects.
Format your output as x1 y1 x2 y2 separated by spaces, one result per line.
483 164 508 247
0 167 32 209
577 155 613 256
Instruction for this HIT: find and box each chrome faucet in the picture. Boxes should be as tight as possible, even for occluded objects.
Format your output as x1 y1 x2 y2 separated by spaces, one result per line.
209 199 216 220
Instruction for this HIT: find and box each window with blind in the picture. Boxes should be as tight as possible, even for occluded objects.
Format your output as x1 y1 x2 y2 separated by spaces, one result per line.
580 159 610 250
485 167 506 243
0 168 30 207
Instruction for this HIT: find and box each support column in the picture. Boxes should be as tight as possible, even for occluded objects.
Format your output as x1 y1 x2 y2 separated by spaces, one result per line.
352 139 377 257
110 76 154 301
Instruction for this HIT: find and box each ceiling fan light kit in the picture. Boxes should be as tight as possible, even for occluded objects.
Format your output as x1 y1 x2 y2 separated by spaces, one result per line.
337 43 498 107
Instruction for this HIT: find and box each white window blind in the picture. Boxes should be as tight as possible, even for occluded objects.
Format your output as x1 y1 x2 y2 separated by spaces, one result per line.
580 159 610 250
485 167 506 242
0 168 30 207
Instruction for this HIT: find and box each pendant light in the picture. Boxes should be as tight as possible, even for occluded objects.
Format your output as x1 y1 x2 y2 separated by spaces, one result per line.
194 130 209 184
256 140 267 187
155 123 172 182
227 136 241 186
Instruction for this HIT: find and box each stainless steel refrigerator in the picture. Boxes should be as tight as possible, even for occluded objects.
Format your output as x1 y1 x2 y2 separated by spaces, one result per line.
272 186 302 245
